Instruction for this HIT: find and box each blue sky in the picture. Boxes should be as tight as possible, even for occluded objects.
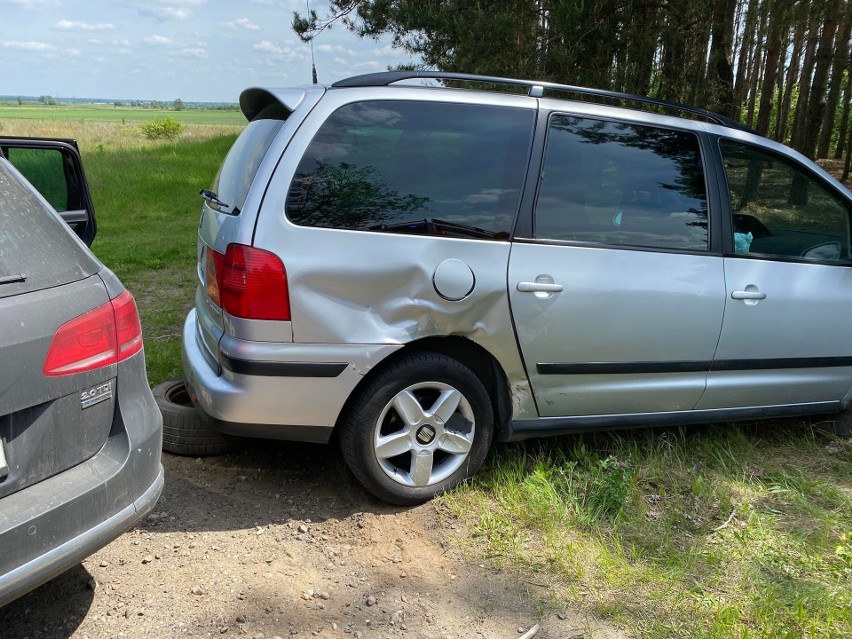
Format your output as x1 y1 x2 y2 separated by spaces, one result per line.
0 0 415 102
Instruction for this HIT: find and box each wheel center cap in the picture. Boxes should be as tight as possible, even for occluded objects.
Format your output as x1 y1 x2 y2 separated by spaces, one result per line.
416 424 437 445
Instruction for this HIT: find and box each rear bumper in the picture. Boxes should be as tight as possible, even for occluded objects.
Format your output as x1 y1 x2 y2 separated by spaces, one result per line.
0 352 163 607
181 309 400 440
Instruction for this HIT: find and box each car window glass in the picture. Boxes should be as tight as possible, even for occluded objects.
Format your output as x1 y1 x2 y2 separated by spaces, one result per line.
5 147 69 212
286 100 535 239
719 139 851 263
535 115 709 251
0 162 92 299
211 118 285 213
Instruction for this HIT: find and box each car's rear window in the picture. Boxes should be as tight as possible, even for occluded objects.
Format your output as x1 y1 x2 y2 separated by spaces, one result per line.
209 118 285 214
0 161 95 299
285 100 534 239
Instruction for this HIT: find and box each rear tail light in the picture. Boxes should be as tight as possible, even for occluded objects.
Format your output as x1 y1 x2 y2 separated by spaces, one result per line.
205 243 290 321
43 290 144 377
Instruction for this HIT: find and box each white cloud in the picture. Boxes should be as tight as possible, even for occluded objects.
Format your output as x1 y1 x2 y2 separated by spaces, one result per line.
354 60 382 70
317 44 344 53
179 47 208 58
55 19 114 30
372 45 402 57
226 17 259 30
118 48 132 55
65 47 81 56
158 6 191 19
332 56 347 64
254 40 283 54
2 40 54 51
144 35 172 45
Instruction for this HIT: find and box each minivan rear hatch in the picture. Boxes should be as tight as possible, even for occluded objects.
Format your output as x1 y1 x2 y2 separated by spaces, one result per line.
193 86 324 371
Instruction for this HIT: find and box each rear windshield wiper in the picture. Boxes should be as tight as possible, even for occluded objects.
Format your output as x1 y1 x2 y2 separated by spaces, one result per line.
366 217 505 239
0 273 26 286
199 189 240 216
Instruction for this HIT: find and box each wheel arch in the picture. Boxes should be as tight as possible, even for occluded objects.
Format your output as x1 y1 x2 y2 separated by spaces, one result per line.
334 336 512 440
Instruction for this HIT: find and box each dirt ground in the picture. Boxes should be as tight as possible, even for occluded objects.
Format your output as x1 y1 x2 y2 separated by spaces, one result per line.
0 441 627 639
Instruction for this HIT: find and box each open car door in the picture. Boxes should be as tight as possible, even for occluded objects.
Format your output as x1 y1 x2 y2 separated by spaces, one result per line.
0 136 96 246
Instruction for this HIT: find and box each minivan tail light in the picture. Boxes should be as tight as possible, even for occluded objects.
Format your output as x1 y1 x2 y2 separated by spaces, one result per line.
206 244 290 321
43 290 143 376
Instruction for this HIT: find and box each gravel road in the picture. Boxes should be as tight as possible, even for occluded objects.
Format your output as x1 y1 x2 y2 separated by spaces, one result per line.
0 441 626 639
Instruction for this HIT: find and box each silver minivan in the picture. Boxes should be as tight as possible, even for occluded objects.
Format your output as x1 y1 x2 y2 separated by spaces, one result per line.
180 71 852 504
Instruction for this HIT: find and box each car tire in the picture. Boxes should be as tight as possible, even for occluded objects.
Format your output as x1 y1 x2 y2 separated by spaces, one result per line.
340 351 494 505
155 379 239 456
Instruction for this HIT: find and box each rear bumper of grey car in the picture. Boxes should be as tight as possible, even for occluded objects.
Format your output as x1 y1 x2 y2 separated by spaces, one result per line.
0 354 163 608
182 309 401 441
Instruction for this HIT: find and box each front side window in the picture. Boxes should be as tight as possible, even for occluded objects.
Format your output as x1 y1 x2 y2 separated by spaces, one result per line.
535 115 709 251
719 139 851 263
286 100 534 239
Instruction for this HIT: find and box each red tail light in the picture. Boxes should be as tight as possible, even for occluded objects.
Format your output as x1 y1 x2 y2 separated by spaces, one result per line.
205 244 290 321
43 290 144 376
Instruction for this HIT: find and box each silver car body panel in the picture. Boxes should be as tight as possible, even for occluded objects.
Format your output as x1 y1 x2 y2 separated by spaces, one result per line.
508 242 726 416
697 257 852 408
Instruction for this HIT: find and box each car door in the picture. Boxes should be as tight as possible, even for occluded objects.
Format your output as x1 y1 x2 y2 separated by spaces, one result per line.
0 137 96 245
696 137 852 410
508 111 726 419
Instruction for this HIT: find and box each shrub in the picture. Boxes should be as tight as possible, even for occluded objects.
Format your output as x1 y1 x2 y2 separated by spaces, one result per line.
141 116 184 140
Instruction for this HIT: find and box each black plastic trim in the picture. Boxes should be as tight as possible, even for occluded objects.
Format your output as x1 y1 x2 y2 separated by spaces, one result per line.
537 357 852 375
220 356 347 377
502 401 841 442
331 71 752 132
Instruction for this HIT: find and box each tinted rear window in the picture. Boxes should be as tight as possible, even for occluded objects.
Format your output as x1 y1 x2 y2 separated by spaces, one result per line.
0 161 94 298
210 118 285 214
286 100 534 239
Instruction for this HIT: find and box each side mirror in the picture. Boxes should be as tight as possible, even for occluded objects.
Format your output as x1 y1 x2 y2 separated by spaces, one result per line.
0 137 97 246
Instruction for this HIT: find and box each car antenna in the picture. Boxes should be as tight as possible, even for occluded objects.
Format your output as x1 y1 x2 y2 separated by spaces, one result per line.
307 0 318 84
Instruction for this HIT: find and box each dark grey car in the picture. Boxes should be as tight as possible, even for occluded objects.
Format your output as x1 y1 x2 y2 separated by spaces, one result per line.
0 138 163 606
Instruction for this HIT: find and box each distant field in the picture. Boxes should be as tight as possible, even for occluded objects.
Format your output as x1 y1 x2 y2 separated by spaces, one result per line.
0 104 244 125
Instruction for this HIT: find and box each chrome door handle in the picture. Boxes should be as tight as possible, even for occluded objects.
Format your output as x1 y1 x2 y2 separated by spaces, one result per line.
731 290 766 300
517 281 564 293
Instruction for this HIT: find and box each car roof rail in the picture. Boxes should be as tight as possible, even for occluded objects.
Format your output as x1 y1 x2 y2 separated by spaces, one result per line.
332 71 754 133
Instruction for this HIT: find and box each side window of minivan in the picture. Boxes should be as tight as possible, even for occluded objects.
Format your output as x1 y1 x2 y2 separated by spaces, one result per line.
286 100 534 239
719 139 852 263
534 115 709 251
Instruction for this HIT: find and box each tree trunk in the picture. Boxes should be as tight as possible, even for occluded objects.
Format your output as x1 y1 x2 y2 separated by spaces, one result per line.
800 0 840 159
707 0 738 116
789 4 823 150
776 11 806 141
746 1 769 126
817 13 851 158
734 0 759 112
756 0 790 136
835 59 852 159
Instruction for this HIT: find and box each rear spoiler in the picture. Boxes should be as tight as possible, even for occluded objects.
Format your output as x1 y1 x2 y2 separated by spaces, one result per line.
239 86 324 122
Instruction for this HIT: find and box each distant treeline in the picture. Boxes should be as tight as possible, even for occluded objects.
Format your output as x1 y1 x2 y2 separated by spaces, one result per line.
0 95 239 111
297 0 852 174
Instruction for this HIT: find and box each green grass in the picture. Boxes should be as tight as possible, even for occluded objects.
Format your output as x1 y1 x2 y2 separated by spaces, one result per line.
0 103 244 125
442 423 852 638
84 134 238 383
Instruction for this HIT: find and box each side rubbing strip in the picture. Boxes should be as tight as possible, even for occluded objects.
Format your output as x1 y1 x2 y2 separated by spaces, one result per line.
537 357 852 375
537 361 708 375
221 356 347 377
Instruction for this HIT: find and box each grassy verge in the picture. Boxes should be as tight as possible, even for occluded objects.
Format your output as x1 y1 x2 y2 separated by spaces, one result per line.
442 422 852 638
1 114 239 384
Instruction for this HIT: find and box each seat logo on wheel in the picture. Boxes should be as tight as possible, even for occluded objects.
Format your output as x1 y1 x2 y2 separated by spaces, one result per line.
416 424 437 445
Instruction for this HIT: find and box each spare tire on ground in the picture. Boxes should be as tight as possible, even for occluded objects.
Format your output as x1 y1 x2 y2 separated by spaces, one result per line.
154 378 240 456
